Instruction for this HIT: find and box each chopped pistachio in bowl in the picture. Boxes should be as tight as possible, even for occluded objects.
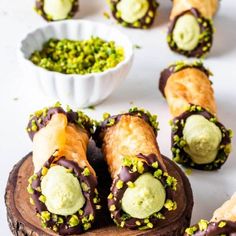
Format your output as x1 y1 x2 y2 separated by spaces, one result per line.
18 20 134 108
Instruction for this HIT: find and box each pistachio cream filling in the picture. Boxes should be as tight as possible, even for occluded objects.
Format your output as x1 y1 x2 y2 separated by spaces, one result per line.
121 173 166 219
41 165 85 216
183 115 222 164
43 0 73 20
117 0 149 23
173 14 200 51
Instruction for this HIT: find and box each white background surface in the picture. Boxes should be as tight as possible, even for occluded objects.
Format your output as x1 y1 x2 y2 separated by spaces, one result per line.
0 0 236 235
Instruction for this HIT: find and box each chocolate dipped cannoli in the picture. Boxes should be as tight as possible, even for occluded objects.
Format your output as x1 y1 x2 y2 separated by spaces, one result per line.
159 61 232 170
185 193 236 235
107 0 159 29
167 0 218 58
35 0 79 21
26 103 100 235
94 107 187 230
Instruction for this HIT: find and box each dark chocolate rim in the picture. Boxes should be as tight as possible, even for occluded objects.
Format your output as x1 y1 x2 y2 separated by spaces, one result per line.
27 155 100 235
35 0 79 21
93 107 159 148
108 0 159 29
27 103 95 140
167 8 214 58
107 153 178 229
159 61 212 97
170 104 232 170
185 219 236 235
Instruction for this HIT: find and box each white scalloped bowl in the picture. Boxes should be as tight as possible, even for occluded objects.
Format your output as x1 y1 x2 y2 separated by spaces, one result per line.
19 20 134 108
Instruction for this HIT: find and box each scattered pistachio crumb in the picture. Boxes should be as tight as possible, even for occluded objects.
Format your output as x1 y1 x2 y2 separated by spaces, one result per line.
185 168 193 176
103 12 110 19
133 44 142 49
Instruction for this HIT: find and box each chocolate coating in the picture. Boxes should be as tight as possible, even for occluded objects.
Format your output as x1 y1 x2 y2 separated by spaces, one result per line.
167 8 214 58
27 106 94 140
171 105 232 170
109 0 158 29
185 220 236 236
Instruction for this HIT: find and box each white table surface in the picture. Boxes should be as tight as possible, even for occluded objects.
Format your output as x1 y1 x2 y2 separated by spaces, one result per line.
1 0 236 235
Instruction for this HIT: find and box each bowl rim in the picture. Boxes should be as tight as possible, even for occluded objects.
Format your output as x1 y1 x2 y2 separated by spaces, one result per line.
18 19 134 79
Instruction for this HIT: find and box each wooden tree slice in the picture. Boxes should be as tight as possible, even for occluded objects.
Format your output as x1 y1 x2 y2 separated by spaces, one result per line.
5 147 193 236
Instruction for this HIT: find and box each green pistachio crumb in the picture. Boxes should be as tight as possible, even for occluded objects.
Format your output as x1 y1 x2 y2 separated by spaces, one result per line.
166 175 177 190
82 167 90 176
36 186 41 192
108 193 113 199
81 182 89 192
137 161 144 173
27 184 34 194
93 197 99 204
29 197 35 205
198 219 209 231
127 181 135 188
218 221 226 228
30 37 124 75
103 12 110 19
147 222 153 228
83 222 91 231
224 144 232 154
148 10 154 17
89 214 94 221
151 161 158 168
103 112 111 120
69 215 79 227
41 167 48 176
120 221 125 228
228 129 234 138
110 204 116 211
116 180 124 189
153 212 165 219
78 209 84 216
133 44 141 49
52 225 58 232
51 214 56 223
164 199 177 211
185 168 193 176
41 211 50 222
185 226 198 235
135 220 141 226
153 169 163 178
39 195 46 203
28 174 37 184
